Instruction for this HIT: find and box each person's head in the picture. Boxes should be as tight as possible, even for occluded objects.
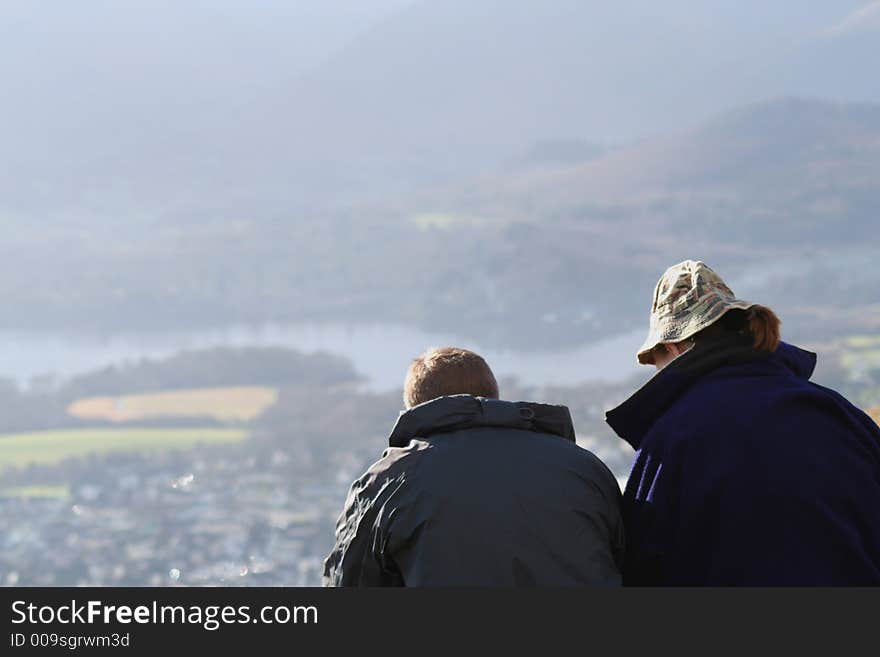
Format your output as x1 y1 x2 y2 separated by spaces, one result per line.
403 347 499 409
637 260 781 370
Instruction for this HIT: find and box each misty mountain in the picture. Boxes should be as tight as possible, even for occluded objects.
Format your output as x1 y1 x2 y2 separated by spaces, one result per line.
266 0 872 152
2 1 878 216
1 97 877 349
406 97 880 342
168 0 880 200
441 98 880 245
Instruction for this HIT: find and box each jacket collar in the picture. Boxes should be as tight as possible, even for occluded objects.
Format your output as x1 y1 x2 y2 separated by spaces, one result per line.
605 337 817 450
388 394 576 447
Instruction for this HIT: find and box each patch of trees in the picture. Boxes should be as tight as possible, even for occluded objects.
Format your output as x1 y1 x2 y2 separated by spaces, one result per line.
0 347 362 435
58 347 361 399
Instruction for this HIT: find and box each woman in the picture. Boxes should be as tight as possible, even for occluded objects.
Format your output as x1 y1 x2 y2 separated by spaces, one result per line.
606 260 880 585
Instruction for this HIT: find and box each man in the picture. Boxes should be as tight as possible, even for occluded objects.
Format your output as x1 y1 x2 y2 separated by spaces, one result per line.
324 346 623 586
606 260 880 585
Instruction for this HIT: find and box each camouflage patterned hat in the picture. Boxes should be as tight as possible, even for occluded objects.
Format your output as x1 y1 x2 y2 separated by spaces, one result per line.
637 260 754 365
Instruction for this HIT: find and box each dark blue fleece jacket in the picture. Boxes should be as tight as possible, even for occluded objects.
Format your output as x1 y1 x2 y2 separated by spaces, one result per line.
606 337 880 585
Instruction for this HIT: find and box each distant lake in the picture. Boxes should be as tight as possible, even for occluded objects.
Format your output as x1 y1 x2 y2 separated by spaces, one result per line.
0 323 646 391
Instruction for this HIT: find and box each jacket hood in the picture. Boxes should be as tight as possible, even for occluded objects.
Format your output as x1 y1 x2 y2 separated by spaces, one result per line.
605 338 817 450
388 395 576 447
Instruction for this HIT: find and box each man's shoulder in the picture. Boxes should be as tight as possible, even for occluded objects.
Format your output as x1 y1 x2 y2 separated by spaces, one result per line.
569 441 622 492
504 428 621 495
375 440 431 469
352 440 432 492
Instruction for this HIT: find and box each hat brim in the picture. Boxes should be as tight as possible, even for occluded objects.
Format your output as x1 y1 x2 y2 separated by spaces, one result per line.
636 300 755 365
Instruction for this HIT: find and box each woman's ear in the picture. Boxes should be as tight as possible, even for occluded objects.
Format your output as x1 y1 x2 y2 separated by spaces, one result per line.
667 342 686 357
654 341 695 370
653 343 676 370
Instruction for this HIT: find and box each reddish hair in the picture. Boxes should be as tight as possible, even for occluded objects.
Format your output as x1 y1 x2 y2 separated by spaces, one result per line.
746 305 781 352
694 305 781 352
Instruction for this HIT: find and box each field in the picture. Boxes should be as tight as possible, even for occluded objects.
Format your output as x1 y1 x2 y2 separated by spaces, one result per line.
67 386 279 423
839 336 880 368
0 484 70 499
0 427 248 472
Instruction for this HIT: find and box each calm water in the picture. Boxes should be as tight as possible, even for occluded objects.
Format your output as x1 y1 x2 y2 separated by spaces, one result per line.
0 323 646 391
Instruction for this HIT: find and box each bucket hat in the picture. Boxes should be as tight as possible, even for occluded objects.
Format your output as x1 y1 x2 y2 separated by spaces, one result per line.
637 260 754 364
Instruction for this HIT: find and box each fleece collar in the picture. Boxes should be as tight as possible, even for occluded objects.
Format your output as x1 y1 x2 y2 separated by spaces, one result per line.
605 337 817 450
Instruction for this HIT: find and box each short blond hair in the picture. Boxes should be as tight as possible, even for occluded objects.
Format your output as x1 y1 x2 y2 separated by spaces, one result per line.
403 347 499 409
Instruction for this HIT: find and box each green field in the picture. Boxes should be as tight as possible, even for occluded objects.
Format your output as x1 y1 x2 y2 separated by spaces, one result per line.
0 427 248 472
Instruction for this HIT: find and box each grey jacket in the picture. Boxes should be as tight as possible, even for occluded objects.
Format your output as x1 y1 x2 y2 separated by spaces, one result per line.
323 395 624 587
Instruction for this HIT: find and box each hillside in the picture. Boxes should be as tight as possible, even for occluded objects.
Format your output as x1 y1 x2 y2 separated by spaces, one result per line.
2 4 877 350
261 0 872 155
440 98 880 241
2 2 878 213
409 98 880 342
0 99 877 347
